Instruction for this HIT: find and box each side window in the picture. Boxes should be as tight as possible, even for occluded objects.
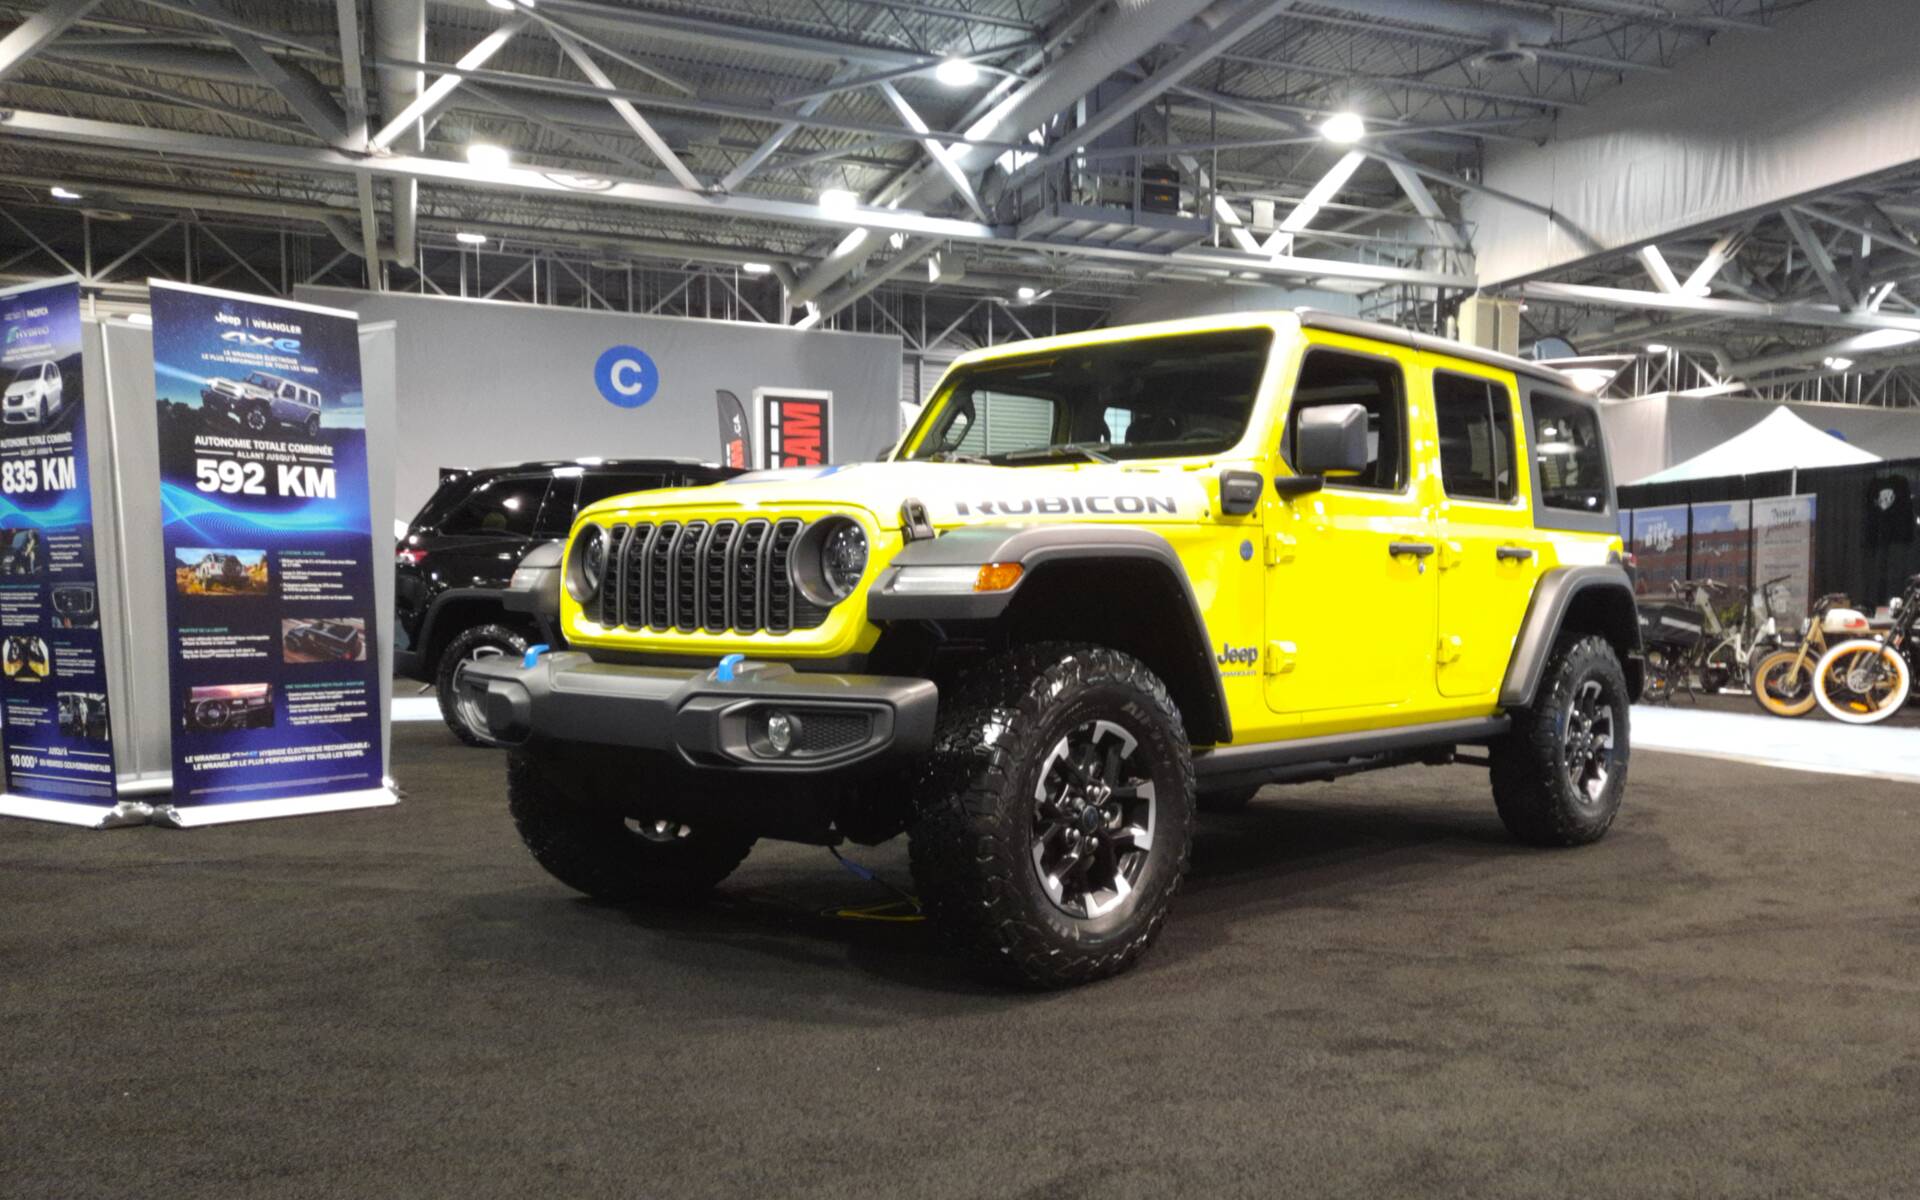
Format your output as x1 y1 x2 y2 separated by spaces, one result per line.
1283 348 1407 492
438 476 549 537
534 476 581 537
1432 371 1516 501
576 471 669 510
1531 391 1609 513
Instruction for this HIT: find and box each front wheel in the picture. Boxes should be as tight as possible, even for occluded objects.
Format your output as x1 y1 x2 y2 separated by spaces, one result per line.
909 643 1196 989
1751 647 1818 717
1812 640 1910 725
436 623 529 746
1489 634 1630 847
508 751 754 903
243 405 269 433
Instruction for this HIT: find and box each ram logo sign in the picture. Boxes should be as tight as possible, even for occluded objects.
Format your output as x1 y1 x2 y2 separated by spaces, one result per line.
761 391 831 468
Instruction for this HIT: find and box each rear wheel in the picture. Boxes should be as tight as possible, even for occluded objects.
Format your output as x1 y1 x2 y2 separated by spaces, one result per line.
1490 634 1630 847
508 751 754 903
909 643 1195 988
1751 648 1818 717
436 622 530 746
1813 640 1910 725
304 413 321 438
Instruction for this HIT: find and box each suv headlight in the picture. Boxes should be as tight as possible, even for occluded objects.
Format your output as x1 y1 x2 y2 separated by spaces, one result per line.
792 516 868 606
565 524 608 604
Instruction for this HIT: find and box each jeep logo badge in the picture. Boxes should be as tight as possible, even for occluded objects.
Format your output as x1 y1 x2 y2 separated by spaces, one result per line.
594 345 660 409
1217 643 1257 667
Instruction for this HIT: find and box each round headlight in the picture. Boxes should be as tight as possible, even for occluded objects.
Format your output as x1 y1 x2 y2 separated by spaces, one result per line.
820 521 868 600
565 523 607 604
791 516 869 607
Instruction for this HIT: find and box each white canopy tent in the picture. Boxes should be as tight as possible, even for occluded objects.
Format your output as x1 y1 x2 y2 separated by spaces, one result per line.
1630 406 1881 485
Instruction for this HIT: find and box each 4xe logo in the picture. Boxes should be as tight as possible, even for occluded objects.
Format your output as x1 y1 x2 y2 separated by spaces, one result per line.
220 329 301 353
763 393 830 468
1217 643 1258 668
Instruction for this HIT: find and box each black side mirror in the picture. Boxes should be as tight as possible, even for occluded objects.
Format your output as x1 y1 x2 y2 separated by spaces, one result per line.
1295 403 1370 476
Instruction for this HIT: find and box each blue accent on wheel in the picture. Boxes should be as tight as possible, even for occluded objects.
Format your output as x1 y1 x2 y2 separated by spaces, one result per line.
1240 539 1253 561
523 643 549 668
594 345 659 408
716 652 745 682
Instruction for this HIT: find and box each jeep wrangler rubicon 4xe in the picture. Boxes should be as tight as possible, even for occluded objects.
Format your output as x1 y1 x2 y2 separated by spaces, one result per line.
456 311 1641 988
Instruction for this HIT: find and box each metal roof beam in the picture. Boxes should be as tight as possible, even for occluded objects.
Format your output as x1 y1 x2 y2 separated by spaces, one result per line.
368 19 524 153
0 0 102 83
547 26 704 192
877 81 986 222
180 0 348 146
1517 281 1920 335
1780 207 1857 309
0 108 1473 291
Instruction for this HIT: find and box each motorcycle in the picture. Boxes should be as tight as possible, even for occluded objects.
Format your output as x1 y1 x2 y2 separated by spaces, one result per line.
1811 573 1920 725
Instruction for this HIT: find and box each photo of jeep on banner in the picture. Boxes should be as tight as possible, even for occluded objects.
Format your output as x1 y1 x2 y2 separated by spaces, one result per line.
0 277 132 828
146 281 393 826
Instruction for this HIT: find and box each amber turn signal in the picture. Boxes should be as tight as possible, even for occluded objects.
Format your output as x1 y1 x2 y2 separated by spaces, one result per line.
974 562 1024 592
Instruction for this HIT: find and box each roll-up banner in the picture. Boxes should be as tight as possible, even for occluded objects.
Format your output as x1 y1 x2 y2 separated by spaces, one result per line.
715 389 751 469
1754 495 1818 623
0 278 133 828
147 281 394 826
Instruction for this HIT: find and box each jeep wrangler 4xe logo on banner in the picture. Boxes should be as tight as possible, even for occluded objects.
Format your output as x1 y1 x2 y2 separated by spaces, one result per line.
759 390 832 469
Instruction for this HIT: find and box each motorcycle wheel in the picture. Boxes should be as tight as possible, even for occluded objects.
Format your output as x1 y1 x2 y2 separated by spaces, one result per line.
1812 640 1910 725
1751 648 1818 718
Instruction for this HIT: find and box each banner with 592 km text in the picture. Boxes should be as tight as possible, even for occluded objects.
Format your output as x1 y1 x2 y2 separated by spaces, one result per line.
148 281 392 826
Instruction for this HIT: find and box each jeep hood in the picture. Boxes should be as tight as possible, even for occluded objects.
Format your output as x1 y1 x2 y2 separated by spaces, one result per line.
581 460 1217 530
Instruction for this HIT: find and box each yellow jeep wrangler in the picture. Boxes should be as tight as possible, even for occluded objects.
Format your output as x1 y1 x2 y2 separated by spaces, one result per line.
457 310 1640 988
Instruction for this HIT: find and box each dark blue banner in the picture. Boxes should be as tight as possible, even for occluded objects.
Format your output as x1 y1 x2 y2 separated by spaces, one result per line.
149 282 387 819
0 278 120 819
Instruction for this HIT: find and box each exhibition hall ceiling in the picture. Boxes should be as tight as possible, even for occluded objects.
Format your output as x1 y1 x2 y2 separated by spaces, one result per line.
5 0 1917 402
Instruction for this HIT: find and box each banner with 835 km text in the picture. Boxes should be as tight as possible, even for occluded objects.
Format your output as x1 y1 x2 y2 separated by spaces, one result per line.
148 281 393 826
0 277 130 828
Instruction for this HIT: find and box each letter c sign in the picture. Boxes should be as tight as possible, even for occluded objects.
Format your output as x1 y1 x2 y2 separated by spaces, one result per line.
594 345 659 409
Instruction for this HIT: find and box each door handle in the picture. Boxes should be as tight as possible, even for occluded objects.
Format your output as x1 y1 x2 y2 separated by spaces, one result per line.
1388 541 1436 559
1496 546 1536 562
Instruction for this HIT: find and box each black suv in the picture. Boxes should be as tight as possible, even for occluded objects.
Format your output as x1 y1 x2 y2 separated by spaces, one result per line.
396 458 738 744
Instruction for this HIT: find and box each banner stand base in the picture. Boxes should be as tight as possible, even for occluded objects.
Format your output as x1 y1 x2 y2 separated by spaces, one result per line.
0 795 156 829
153 784 400 829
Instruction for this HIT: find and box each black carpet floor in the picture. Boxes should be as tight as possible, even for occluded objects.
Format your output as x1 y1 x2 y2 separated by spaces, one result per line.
4 723 1918 1199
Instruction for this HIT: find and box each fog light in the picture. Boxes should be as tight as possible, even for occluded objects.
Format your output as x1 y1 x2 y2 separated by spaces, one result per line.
766 711 795 755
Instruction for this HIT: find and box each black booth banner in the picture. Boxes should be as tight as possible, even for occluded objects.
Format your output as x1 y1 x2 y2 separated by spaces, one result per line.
148 281 394 827
0 278 123 826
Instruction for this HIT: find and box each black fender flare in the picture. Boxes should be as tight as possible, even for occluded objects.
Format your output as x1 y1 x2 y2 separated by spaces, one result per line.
869 524 1231 743
1499 564 1642 709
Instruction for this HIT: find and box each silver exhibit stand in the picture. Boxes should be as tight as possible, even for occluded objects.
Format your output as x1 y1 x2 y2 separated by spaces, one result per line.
0 314 400 827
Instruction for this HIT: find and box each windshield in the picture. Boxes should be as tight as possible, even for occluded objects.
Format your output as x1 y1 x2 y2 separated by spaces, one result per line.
245 371 281 389
902 328 1272 464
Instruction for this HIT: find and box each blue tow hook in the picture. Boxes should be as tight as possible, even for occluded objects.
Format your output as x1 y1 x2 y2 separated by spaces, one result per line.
715 652 746 682
522 643 550 668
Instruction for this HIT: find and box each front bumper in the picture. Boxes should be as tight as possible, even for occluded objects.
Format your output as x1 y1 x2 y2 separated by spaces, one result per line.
452 650 937 773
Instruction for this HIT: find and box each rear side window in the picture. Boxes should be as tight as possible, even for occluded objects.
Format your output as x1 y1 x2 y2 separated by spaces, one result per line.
1283 349 1407 492
1432 371 1516 501
576 471 672 509
439 476 549 537
1531 391 1608 513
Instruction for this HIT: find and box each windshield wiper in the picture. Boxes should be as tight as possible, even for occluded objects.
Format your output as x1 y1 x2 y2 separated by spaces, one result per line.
1003 441 1115 464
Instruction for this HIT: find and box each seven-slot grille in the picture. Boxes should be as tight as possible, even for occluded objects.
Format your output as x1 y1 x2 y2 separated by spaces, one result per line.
592 517 831 636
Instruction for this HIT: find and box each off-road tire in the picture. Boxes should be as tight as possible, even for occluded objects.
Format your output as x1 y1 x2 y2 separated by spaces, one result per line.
243 405 269 433
909 642 1196 989
304 413 321 439
1197 784 1260 813
1490 633 1630 847
436 622 530 747
508 751 754 903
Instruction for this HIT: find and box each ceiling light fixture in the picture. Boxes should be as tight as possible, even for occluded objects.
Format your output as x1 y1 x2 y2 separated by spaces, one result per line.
818 188 859 215
466 143 510 170
1645 343 1670 354
486 0 515 8
741 262 773 275
1823 356 1855 372
934 57 979 88
1319 111 1366 144
455 231 488 245
1015 286 1037 301
49 186 81 200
